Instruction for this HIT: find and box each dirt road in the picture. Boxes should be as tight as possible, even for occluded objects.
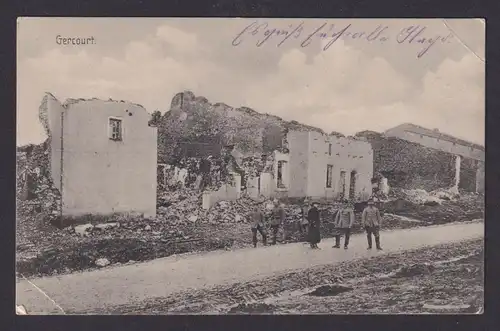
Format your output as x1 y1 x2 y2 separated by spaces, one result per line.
16 221 483 314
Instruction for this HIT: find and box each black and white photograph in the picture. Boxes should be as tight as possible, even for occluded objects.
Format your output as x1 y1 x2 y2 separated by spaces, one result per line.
16 18 484 315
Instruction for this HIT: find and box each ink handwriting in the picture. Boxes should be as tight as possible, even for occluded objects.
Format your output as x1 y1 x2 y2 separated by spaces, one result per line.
232 21 454 59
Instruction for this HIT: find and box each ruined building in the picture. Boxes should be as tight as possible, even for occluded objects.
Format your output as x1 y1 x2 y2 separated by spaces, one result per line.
246 131 373 201
39 93 158 218
385 123 485 193
156 91 374 206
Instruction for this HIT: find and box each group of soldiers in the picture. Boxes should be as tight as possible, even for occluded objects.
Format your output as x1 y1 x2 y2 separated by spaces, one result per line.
248 198 383 250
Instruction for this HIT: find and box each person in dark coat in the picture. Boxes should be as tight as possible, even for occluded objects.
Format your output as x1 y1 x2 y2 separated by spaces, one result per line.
307 202 321 249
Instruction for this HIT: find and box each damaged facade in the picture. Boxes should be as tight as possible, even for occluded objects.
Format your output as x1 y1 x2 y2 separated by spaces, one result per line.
385 123 485 193
245 131 373 201
39 93 158 218
163 129 373 210
156 91 375 208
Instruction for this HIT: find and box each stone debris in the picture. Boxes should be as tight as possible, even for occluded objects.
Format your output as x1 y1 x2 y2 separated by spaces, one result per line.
431 187 460 201
74 224 94 237
399 187 460 206
95 258 111 267
94 222 119 230
383 190 483 224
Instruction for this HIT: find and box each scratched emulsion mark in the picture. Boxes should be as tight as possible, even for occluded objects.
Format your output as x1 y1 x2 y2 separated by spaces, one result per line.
232 20 454 59
441 19 485 63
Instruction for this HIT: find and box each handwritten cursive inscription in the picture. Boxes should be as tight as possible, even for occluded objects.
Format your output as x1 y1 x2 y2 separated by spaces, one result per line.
232 21 304 47
300 23 390 51
232 20 454 58
397 25 453 58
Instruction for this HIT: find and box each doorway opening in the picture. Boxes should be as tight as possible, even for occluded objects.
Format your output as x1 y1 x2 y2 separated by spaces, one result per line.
277 160 288 189
339 171 346 199
349 170 357 200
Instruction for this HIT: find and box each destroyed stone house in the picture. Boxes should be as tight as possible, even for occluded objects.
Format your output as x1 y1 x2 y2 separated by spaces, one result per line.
156 91 374 204
38 93 158 218
384 123 485 193
246 131 374 201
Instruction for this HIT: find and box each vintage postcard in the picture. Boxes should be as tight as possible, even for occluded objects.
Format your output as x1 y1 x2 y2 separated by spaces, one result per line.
16 18 484 315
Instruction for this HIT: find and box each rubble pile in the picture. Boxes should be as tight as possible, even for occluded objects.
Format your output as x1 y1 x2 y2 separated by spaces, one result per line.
203 197 257 224
240 156 265 180
394 187 460 206
157 188 203 224
17 232 234 277
164 154 233 192
17 172 61 219
383 190 483 224
16 143 64 259
430 187 460 201
400 189 442 206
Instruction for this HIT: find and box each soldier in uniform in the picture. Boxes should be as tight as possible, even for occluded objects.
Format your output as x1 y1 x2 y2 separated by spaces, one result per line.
250 204 267 247
362 199 383 250
270 201 285 245
333 199 355 249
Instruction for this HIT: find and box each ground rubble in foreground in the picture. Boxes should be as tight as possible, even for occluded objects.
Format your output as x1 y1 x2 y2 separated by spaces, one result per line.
16 185 484 278
83 239 483 315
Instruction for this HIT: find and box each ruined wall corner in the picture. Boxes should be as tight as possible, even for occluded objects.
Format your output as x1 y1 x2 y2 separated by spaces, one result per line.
38 92 63 137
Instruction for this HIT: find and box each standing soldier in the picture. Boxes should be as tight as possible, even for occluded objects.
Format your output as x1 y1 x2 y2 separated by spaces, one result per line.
362 199 383 250
270 201 285 245
307 202 321 249
333 199 355 249
250 204 267 247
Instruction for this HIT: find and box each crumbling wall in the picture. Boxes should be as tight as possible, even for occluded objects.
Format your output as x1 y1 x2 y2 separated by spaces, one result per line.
38 93 66 189
158 91 328 164
263 124 284 153
240 155 265 198
287 131 309 198
202 173 241 209
356 131 455 191
459 158 480 192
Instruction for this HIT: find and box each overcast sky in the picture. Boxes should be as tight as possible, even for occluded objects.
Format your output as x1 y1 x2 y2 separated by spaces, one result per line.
17 18 485 146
